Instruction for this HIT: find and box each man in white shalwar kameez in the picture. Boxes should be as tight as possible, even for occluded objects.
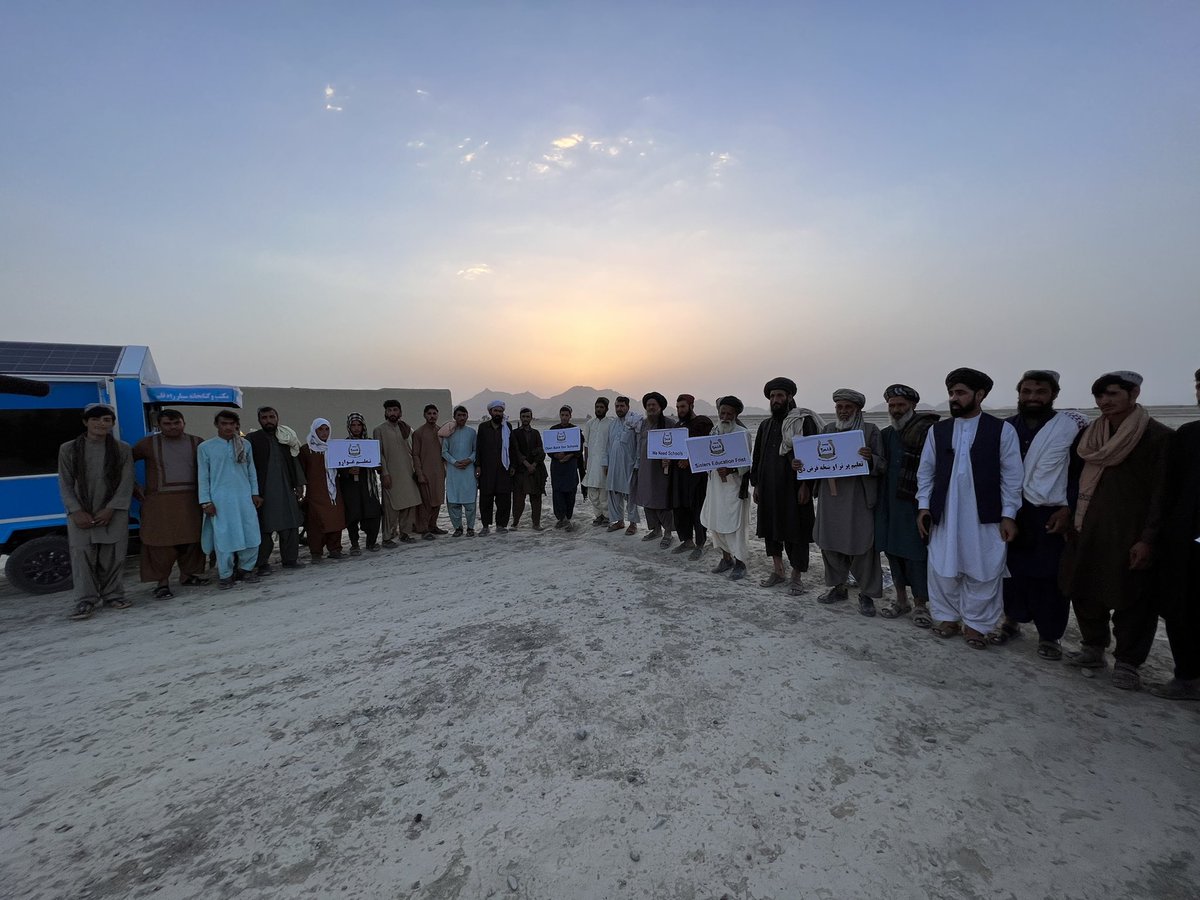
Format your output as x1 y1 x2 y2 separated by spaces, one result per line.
702 397 752 581
581 397 613 526
917 368 1023 649
605 396 641 535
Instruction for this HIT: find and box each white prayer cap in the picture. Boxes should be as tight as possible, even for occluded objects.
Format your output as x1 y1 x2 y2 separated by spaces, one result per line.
486 399 506 411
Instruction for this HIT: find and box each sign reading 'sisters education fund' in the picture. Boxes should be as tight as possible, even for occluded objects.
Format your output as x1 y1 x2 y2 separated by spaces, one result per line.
685 430 751 473
326 439 381 469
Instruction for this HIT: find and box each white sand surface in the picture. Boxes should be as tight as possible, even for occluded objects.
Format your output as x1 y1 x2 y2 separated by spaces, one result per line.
2 521 1197 900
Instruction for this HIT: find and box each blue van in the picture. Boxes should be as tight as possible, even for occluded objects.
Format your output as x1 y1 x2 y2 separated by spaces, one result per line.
0 341 241 594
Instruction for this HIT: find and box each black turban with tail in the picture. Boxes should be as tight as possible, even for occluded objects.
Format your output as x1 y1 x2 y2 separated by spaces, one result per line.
944 368 994 393
763 377 797 399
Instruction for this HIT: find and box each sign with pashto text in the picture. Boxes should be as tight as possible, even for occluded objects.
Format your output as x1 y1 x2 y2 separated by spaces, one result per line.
542 426 581 453
326 439 381 469
647 428 690 460
685 430 751 473
792 431 867 480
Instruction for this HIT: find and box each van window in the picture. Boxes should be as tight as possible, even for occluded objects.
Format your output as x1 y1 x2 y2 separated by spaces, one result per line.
0 409 87 477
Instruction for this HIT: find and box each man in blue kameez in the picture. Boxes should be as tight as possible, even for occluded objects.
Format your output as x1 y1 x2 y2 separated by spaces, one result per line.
441 405 479 536
198 410 263 589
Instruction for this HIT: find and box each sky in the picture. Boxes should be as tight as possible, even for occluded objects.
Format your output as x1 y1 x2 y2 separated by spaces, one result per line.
2 1 1198 410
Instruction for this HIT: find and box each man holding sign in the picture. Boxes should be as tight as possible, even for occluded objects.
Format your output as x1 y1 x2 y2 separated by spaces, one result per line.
804 389 885 616
548 405 585 530
669 394 713 560
701 397 752 580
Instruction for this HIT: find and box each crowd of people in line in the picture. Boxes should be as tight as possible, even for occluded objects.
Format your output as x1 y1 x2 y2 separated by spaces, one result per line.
55 366 1200 701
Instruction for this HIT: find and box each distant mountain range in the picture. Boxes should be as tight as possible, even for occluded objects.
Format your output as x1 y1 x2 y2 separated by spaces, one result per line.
459 386 770 420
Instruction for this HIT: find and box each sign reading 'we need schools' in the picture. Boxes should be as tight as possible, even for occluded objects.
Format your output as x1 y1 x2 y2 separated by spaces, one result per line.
685 430 751 474
647 428 690 460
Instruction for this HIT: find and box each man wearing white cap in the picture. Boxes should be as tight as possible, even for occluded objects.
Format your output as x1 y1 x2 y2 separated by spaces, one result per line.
1061 371 1172 689
476 399 515 535
58 403 135 619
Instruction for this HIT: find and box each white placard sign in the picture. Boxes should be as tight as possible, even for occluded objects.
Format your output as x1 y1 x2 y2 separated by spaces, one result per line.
542 426 581 453
648 428 690 460
326 439 381 469
685 430 752 473
793 431 867 480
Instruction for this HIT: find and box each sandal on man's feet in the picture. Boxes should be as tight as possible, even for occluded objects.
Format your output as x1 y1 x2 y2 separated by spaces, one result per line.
911 606 933 628
760 572 785 588
1037 640 1063 661
879 599 912 619
106 598 132 610
931 620 962 639
70 600 97 620
152 585 174 600
181 574 210 587
987 621 1021 645
963 627 988 650
817 586 848 605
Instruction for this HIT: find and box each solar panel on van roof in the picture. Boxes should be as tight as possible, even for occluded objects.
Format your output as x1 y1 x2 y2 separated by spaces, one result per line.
0 342 125 375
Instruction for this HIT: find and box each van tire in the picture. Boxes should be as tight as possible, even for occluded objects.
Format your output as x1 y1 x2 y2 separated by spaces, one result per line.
5 535 73 595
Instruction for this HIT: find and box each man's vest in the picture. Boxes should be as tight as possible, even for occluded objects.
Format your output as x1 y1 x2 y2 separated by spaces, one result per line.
928 413 1003 525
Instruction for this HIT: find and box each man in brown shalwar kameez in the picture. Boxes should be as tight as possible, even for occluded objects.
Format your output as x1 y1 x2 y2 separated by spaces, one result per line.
132 409 208 599
411 404 448 539
374 399 421 545
58 403 135 620
1061 370 1172 690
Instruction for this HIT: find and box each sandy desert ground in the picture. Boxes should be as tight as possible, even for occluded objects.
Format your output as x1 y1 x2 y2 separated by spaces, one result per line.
2 513 1198 900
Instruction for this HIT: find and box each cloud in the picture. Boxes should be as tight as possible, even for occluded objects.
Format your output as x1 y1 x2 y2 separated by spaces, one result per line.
456 263 492 280
552 133 585 149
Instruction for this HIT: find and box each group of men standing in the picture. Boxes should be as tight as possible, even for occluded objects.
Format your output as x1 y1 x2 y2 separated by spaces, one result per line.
54 369 1200 701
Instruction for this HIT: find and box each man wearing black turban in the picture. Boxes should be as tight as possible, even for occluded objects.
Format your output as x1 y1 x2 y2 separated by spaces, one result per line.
915 368 1023 650
751 377 822 594
635 392 677 547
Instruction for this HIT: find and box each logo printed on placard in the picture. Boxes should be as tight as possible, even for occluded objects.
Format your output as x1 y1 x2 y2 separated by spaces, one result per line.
348 443 362 457
662 432 673 446
709 438 725 455
817 439 836 460
556 431 566 441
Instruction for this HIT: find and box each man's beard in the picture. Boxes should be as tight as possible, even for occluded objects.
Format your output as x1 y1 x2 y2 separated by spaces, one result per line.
949 399 977 418
491 415 504 424
261 423 277 433
678 407 692 422
890 410 914 429
770 399 788 418
596 410 607 419
1018 401 1055 421
835 417 855 431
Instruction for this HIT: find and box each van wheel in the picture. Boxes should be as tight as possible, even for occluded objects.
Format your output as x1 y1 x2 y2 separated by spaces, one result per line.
5 535 73 594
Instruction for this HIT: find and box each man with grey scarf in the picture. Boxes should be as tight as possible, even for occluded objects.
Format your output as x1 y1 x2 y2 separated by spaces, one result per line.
57 403 134 620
